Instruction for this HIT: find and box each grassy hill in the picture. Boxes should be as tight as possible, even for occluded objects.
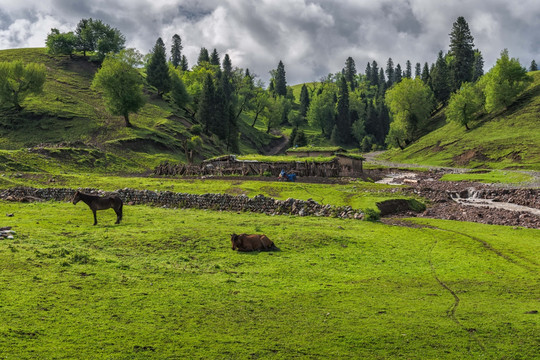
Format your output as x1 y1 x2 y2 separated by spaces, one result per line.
381 71 540 170
0 48 275 173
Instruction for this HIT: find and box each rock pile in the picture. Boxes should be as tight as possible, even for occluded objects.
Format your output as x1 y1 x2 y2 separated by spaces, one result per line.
0 187 364 220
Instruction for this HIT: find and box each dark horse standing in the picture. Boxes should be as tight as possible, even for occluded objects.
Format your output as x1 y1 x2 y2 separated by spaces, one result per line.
72 191 123 225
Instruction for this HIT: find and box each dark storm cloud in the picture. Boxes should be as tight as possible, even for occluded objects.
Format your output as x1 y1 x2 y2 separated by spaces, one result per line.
0 0 538 84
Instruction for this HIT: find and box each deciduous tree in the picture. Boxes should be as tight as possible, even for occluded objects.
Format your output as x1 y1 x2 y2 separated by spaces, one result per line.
385 78 434 148
446 82 484 130
91 50 145 127
0 61 46 111
46 29 77 55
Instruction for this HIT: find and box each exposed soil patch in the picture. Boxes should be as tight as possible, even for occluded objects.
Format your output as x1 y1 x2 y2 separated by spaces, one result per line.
453 149 489 166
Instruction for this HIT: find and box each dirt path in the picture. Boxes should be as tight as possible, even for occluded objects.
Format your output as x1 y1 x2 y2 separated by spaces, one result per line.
266 135 289 155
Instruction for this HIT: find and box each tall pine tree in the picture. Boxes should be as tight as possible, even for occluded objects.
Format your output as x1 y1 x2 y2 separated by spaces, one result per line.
196 73 215 133
146 37 170 96
274 60 287 96
210 48 220 66
170 34 182 68
197 47 209 65
530 60 538 72
299 84 310 118
394 64 403 83
335 76 350 144
431 51 451 104
449 16 475 91
472 49 484 82
180 55 189 71
405 60 412 79
344 57 357 90
385 58 395 88
415 62 422 78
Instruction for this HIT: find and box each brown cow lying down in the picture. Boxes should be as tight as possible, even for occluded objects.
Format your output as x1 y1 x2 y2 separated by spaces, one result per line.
231 233 279 252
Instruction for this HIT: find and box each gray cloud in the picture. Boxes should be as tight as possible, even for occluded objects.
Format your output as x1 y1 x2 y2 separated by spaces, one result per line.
0 0 538 84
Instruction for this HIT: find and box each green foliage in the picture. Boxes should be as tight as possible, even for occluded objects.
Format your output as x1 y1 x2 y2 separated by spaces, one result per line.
195 73 215 132
299 83 310 118
335 76 350 144
0 61 46 110
481 49 532 113
385 78 435 148
91 51 145 127
307 85 336 136
168 65 190 110
46 29 77 55
197 47 210 65
75 18 125 60
381 72 540 170
146 38 171 96
363 208 380 221
263 96 289 133
446 82 484 129
530 60 538 72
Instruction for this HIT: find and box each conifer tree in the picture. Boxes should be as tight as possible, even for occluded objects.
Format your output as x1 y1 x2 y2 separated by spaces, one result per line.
197 47 210 65
170 34 183 68
299 84 310 118
371 61 380 86
394 64 403 83
421 62 430 84
344 57 357 90
431 50 451 104
146 37 171 96
449 16 475 91
472 49 484 82
415 62 422 78
529 59 538 72
335 76 351 144
180 55 189 71
274 60 287 97
222 54 232 76
385 58 395 88
210 48 220 66
365 63 372 85
196 73 215 132
405 60 412 79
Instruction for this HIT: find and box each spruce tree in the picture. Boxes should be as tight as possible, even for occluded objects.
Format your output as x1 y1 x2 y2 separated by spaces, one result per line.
415 62 422 78
196 73 215 133
210 48 220 66
472 49 484 82
222 54 232 76
405 60 412 79
146 37 170 96
371 61 380 86
449 16 475 91
344 57 357 90
421 62 430 84
385 58 395 88
365 62 372 85
431 51 451 104
394 64 403 83
170 34 182 68
529 59 538 72
180 55 189 71
197 47 209 65
274 60 287 97
335 76 350 144
299 84 310 118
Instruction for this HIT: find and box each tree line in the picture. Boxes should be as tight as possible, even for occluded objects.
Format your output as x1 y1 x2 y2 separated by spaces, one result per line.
0 16 536 155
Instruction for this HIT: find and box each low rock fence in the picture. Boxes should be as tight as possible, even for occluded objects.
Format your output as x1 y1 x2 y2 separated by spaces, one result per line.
0 187 364 220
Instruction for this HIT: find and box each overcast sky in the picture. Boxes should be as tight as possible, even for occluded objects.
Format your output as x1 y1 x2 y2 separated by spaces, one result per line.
0 0 539 85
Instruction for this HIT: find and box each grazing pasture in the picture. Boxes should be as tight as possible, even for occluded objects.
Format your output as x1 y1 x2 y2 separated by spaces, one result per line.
0 200 538 359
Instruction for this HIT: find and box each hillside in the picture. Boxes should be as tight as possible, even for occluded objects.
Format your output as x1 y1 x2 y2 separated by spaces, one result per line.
0 48 276 173
381 71 540 171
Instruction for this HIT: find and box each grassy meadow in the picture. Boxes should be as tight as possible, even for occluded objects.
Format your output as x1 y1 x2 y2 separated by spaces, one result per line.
0 196 538 359
381 71 540 171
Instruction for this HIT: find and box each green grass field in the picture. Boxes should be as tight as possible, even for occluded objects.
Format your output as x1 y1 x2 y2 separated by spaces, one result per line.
0 201 538 359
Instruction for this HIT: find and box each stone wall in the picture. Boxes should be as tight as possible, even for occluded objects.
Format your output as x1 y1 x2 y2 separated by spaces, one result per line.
0 187 364 220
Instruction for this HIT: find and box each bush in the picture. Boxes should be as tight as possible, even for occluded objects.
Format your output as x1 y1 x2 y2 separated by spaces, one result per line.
191 124 202 135
363 208 381 222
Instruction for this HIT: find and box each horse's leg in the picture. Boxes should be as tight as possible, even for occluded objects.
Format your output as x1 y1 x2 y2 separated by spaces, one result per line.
113 200 122 224
92 209 97 225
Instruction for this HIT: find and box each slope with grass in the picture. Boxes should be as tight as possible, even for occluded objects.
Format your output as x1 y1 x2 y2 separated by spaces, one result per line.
0 48 275 173
382 71 540 171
